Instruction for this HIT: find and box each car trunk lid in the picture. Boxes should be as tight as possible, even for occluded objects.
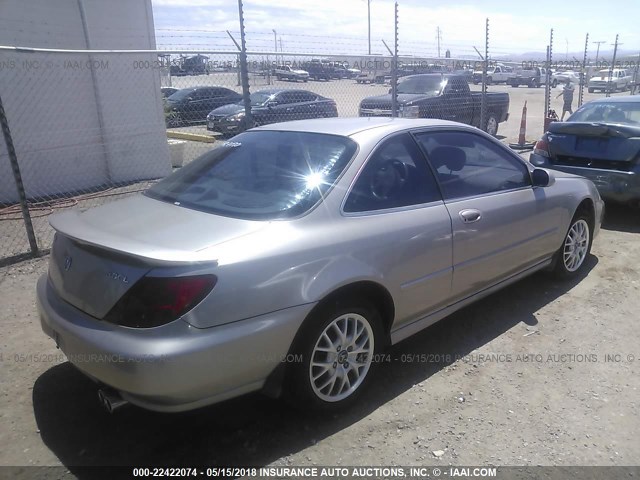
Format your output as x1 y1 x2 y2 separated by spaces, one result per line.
546 122 640 169
48 194 265 319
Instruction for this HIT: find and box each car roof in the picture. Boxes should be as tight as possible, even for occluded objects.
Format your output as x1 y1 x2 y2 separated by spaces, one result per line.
253 117 464 137
588 95 640 104
401 73 454 80
254 88 313 95
182 86 232 91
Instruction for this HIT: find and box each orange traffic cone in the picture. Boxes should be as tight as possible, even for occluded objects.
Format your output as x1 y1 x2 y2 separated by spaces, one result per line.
518 101 527 145
509 101 535 150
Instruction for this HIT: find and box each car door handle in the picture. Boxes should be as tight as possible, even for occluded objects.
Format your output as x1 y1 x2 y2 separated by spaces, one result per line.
286 108 293 112
459 209 482 223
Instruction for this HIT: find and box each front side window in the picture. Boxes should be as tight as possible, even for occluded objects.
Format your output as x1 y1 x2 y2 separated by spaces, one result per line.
146 131 357 220
415 131 530 200
344 133 441 212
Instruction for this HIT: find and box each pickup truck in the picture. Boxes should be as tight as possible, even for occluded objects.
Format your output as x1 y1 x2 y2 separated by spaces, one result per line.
359 74 510 136
472 65 512 85
588 69 633 93
273 65 309 82
507 67 557 88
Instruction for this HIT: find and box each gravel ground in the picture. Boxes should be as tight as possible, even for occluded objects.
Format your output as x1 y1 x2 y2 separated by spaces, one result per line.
0 204 639 475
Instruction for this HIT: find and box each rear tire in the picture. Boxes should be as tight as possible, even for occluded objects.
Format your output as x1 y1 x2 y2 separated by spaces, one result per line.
484 114 499 136
552 213 593 279
286 300 383 411
588 88 594 93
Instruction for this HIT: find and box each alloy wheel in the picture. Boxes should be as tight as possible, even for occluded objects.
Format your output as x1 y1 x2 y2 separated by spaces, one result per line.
309 313 374 402
563 219 590 272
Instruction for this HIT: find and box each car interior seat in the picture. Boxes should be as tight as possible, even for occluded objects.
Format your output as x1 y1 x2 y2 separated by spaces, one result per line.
607 109 627 123
428 146 467 198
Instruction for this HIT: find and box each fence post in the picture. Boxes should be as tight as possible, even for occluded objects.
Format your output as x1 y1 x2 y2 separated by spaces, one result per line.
607 34 619 98
0 94 39 257
633 52 640 95
480 18 489 133
391 2 398 118
237 0 253 128
578 33 589 107
544 29 554 131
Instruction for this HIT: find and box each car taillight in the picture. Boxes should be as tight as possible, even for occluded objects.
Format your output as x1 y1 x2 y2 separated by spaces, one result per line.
533 136 550 158
104 275 217 328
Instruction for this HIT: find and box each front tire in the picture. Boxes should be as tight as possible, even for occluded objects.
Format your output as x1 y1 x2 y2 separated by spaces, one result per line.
553 214 592 278
287 301 383 410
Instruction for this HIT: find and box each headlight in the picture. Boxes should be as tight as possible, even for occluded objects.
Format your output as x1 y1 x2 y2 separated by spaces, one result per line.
227 112 245 122
400 105 420 118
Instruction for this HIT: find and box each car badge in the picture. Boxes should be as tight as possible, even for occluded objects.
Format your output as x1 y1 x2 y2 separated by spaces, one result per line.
64 256 73 272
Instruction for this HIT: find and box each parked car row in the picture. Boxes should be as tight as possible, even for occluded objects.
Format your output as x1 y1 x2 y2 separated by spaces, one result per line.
163 85 340 129
163 75 509 136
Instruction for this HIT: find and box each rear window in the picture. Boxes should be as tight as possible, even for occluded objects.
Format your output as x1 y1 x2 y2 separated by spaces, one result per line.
568 102 640 126
146 131 357 220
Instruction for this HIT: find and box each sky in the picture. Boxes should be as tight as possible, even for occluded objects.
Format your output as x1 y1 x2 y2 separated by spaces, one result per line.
150 0 640 60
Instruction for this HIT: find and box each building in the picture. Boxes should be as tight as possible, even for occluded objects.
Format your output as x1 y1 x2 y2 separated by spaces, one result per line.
0 0 171 204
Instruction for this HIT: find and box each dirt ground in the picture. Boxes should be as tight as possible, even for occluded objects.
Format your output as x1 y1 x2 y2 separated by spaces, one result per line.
0 203 639 476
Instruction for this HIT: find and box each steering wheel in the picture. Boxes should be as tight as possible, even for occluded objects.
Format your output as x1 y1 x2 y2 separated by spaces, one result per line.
370 159 409 200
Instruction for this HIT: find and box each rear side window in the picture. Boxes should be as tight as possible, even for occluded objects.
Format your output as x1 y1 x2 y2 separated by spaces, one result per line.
146 131 357 220
344 133 441 212
414 131 530 200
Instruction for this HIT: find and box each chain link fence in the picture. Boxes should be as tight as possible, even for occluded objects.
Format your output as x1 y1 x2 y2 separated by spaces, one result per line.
1 13 638 264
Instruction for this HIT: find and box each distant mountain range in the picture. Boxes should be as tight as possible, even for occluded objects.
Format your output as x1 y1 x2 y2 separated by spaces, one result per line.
494 49 640 62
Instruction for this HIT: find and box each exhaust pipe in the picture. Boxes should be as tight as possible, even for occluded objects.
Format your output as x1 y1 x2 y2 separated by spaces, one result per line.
98 388 129 413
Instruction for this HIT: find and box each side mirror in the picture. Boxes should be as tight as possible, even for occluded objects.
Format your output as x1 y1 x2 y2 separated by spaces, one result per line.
531 168 555 187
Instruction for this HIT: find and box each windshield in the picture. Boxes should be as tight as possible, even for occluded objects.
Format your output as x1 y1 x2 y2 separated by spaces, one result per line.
146 131 358 220
568 102 640 126
249 92 274 106
166 89 194 101
397 76 446 95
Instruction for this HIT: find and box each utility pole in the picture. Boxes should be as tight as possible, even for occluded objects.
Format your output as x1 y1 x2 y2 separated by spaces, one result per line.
436 26 442 58
592 40 605 65
607 34 621 98
565 38 568 60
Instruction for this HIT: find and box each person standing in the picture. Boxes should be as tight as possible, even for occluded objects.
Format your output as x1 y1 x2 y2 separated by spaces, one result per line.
556 82 575 120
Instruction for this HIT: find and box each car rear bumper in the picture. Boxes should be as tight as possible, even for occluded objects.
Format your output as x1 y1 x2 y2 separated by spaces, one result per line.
37 274 314 412
530 153 640 204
